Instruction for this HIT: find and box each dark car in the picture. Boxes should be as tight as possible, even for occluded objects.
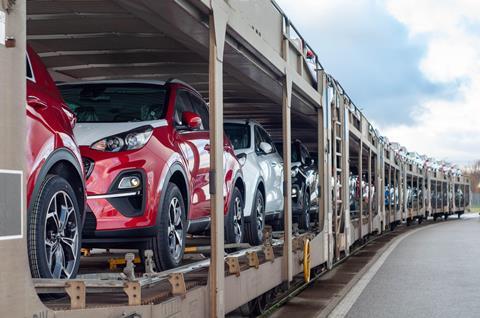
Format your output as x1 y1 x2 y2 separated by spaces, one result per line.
275 140 319 230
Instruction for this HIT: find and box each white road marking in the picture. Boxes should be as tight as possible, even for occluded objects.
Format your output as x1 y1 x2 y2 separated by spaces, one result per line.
327 226 432 318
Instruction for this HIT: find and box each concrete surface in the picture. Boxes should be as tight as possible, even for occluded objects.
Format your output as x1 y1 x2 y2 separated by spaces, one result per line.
344 215 480 318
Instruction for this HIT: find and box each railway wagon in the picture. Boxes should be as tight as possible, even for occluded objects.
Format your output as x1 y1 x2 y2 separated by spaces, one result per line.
0 0 472 317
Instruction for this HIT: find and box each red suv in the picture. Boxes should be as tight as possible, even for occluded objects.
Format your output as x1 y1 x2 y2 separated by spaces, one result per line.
59 80 245 270
26 46 85 279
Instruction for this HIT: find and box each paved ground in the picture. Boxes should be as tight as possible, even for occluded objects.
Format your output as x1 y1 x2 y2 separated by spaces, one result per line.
342 215 480 318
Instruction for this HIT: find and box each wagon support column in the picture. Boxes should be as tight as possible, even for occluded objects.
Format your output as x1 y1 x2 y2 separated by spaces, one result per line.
208 4 228 317
317 70 329 262
282 74 293 283
281 20 293 284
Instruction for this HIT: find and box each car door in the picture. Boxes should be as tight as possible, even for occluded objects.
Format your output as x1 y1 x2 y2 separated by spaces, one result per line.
255 125 283 214
173 89 210 220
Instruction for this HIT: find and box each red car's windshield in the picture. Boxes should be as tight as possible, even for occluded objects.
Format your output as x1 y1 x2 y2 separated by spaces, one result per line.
60 83 168 123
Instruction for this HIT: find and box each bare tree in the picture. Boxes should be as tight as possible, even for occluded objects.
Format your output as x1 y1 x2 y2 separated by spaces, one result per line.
465 160 480 193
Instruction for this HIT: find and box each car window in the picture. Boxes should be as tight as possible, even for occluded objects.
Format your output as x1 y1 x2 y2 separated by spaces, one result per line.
174 90 195 126
26 55 34 82
291 143 300 162
189 93 209 130
60 83 167 123
254 125 262 153
224 123 250 149
301 144 311 164
259 127 275 152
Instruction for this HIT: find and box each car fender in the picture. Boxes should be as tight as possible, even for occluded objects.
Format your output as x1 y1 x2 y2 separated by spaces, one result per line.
154 160 190 226
244 176 266 222
28 148 84 214
241 153 263 217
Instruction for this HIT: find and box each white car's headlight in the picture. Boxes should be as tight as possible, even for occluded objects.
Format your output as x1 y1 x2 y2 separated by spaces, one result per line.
91 126 153 152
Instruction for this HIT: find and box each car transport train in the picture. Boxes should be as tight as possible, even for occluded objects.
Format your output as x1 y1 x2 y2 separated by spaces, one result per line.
0 0 472 317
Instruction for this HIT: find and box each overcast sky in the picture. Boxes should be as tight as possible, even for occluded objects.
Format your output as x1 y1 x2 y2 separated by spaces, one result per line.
276 0 480 166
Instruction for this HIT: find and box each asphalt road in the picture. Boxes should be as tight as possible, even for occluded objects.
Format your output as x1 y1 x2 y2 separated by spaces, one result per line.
342 215 480 318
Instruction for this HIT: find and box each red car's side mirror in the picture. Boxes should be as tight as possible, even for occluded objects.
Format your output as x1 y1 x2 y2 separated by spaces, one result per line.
182 111 202 130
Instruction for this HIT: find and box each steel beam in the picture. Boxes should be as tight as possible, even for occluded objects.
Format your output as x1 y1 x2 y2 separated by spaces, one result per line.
281 20 293 284
343 98 351 253
282 74 293 283
316 70 325 233
208 3 228 317
326 81 333 268
368 148 372 233
0 1 46 317
359 141 363 239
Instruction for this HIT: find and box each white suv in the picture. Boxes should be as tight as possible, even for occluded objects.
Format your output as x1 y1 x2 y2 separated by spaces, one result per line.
224 120 284 245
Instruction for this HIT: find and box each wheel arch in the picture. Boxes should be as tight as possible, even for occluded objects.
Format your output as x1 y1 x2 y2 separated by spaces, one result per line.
256 179 266 202
157 162 190 222
234 174 246 205
29 148 85 220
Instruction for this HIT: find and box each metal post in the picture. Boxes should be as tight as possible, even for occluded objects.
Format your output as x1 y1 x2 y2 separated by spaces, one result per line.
343 99 351 254
208 5 228 317
282 75 293 283
388 166 392 225
367 148 375 233
393 168 397 223
317 70 326 233
0 1 43 317
281 17 293 284
358 142 363 239
325 79 333 268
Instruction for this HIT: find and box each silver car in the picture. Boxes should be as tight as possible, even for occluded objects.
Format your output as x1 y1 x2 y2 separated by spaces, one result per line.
224 120 284 245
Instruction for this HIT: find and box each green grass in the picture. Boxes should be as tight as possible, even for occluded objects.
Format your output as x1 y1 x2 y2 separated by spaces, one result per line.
469 205 480 213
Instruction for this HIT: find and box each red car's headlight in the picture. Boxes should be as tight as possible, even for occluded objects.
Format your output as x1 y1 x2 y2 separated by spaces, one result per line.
91 126 153 152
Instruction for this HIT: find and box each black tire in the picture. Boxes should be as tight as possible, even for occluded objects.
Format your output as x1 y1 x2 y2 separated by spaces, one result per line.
225 187 244 244
245 189 265 246
151 183 186 271
298 190 311 231
28 175 82 279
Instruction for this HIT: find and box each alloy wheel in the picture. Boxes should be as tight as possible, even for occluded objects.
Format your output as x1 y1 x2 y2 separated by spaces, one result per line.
168 197 184 262
233 196 243 244
44 191 79 279
255 195 264 241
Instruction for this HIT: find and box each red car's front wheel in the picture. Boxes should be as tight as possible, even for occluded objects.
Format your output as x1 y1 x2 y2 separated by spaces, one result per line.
152 182 186 271
225 187 244 245
28 175 82 279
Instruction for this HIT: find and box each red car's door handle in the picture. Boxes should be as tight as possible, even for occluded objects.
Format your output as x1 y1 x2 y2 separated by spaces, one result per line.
27 96 48 109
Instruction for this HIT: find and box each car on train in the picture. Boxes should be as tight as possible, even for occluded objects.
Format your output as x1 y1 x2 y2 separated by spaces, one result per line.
275 140 319 230
224 120 283 245
59 79 246 270
26 46 85 279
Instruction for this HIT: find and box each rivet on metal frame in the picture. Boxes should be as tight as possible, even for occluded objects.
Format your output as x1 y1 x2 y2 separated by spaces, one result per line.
246 251 259 269
65 281 86 310
226 257 241 277
168 273 187 296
